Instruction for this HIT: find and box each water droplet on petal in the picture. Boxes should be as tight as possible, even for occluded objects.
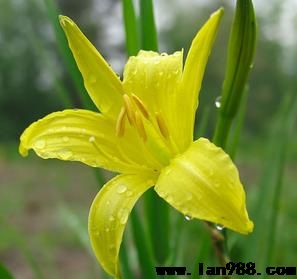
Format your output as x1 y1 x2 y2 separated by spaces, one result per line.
62 136 69 142
185 215 192 221
109 215 115 222
215 96 222 108
126 190 133 197
109 245 116 255
59 149 73 160
89 136 96 143
215 224 224 231
34 140 46 149
118 208 129 224
117 184 127 194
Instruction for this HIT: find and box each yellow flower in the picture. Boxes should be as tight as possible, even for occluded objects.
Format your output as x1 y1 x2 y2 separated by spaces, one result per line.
19 8 253 278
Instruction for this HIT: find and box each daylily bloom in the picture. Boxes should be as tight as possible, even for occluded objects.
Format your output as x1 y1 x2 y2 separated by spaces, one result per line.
19 8 253 278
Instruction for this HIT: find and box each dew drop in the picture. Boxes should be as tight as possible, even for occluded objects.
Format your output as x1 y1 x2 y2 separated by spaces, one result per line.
89 136 96 143
62 136 69 142
109 245 116 255
118 208 129 224
117 184 127 194
109 215 115 222
154 60 160 65
126 190 133 197
59 150 73 160
215 224 224 231
174 69 179 75
185 215 192 221
159 71 164 77
34 139 46 149
215 96 222 108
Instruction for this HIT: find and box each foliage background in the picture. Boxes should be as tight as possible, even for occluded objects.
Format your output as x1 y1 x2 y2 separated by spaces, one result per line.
0 0 296 278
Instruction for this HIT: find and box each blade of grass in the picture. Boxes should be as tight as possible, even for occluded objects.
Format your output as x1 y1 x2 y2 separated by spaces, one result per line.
140 0 158 51
43 0 96 110
212 0 257 265
122 0 139 56
194 106 210 140
262 93 297 277
242 92 297 274
0 263 15 279
139 0 169 265
227 86 249 160
0 218 45 279
129 208 157 279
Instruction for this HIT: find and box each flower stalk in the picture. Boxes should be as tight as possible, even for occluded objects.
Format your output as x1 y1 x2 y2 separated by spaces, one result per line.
212 0 257 267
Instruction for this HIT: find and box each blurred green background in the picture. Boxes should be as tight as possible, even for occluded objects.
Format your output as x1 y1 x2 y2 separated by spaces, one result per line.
0 0 296 278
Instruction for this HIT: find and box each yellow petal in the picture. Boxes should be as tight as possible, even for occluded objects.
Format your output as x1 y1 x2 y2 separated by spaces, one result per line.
123 50 183 144
155 137 253 234
176 8 224 151
89 174 155 278
19 109 149 173
59 16 123 119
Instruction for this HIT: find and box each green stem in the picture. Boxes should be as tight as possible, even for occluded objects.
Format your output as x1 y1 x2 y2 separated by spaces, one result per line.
144 190 169 264
139 0 169 264
130 208 157 279
213 115 232 149
120 241 134 279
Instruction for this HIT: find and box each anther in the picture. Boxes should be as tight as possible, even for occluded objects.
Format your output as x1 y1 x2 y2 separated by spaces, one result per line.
123 94 135 125
116 107 127 137
131 94 149 119
135 111 147 141
155 112 169 139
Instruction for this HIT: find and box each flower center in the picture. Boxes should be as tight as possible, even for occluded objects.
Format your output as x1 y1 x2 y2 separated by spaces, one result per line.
115 94 170 142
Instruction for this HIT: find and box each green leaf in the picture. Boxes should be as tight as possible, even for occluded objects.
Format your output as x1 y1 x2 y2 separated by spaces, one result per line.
140 0 158 51
43 0 96 110
242 92 297 274
220 0 257 118
0 263 14 279
122 0 139 56
213 0 257 148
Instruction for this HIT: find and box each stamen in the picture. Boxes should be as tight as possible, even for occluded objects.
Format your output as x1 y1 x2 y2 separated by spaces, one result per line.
123 94 135 125
155 112 169 139
135 111 147 141
116 107 127 137
131 94 149 119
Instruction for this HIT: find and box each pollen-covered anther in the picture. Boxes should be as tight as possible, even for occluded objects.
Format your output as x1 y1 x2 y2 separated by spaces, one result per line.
116 107 127 137
131 94 149 119
123 94 136 125
135 111 147 141
155 112 169 139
